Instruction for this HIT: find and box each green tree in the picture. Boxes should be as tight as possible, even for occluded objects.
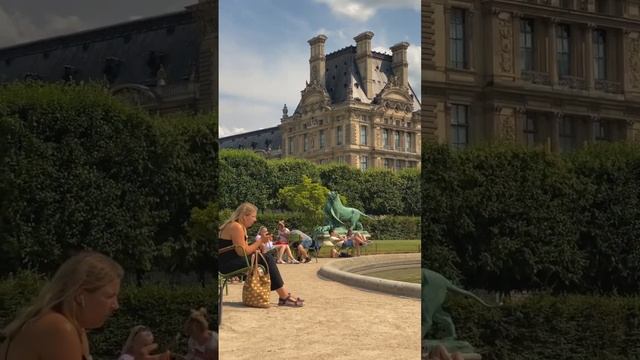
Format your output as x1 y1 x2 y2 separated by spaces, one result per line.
277 175 329 228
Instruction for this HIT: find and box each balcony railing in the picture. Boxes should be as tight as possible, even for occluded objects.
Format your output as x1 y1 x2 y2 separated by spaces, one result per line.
521 70 551 85
558 75 586 90
595 79 623 94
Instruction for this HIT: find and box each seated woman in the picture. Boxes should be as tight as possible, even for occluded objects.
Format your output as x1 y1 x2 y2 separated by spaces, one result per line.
257 226 299 264
184 308 218 360
328 229 346 258
0 251 169 360
218 203 304 307
119 326 155 360
345 229 368 257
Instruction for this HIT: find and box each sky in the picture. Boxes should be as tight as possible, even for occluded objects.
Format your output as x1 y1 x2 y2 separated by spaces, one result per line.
219 0 421 137
0 0 194 48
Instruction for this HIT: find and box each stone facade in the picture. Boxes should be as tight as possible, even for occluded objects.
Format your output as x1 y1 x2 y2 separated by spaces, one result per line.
281 31 422 170
0 0 217 116
424 0 640 151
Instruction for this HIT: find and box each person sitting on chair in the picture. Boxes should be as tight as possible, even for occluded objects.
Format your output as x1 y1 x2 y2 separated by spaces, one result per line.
218 203 304 307
257 226 298 264
328 229 346 258
345 229 368 257
289 229 314 263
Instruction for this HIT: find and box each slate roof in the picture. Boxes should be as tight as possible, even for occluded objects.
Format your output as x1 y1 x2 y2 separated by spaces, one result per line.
219 126 282 151
295 45 420 114
0 10 201 87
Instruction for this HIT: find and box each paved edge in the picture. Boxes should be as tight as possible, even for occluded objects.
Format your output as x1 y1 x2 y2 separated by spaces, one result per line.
317 253 421 298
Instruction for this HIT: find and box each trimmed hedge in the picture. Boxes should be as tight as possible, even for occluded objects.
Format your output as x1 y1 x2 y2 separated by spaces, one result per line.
422 142 640 294
219 149 420 216
430 294 640 360
0 272 216 359
219 209 419 240
0 83 217 279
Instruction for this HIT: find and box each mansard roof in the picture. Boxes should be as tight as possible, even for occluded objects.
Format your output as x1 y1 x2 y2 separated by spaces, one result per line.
294 45 420 115
0 10 201 87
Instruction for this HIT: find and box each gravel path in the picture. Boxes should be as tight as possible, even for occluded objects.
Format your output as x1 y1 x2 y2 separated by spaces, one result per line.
219 257 421 360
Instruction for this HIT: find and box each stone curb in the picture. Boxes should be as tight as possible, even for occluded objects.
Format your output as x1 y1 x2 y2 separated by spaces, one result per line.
318 253 421 298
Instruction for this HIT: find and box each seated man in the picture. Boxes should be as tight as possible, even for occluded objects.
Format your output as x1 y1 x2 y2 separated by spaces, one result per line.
289 229 314 263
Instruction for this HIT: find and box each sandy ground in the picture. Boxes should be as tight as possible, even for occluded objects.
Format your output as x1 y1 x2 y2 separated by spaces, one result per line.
219 257 421 360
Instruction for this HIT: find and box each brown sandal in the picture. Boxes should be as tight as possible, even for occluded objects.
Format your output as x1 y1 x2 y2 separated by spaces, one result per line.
278 295 304 307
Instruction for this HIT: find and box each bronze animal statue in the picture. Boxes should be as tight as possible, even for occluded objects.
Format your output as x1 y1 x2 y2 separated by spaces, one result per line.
323 191 370 231
422 268 493 340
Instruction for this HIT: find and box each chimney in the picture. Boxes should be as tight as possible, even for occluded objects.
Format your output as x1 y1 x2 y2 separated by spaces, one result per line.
308 34 328 87
390 42 409 89
354 31 374 98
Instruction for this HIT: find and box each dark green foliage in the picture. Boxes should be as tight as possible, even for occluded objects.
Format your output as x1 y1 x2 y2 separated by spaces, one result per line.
422 142 640 294
0 272 215 359
219 209 418 240
435 294 640 360
361 215 420 240
0 83 217 278
219 149 420 216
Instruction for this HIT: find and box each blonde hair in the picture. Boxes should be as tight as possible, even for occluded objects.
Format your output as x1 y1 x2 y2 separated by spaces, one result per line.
258 226 268 235
218 202 258 235
120 325 152 355
1 251 124 340
184 308 209 335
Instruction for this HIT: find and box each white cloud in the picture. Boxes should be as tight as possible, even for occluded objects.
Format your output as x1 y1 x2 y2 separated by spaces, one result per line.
219 34 309 132
315 0 419 22
219 125 248 137
0 5 85 47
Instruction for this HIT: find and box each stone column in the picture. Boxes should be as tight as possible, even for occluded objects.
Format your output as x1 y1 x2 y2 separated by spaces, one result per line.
585 23 595 90
551 111 562 152
548 18 559 86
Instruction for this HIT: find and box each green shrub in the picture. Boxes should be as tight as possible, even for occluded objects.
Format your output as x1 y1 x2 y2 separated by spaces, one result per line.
0 83 217 278
432 294 640 360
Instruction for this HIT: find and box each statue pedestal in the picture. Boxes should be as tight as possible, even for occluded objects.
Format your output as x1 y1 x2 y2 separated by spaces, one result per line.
423 340 482 360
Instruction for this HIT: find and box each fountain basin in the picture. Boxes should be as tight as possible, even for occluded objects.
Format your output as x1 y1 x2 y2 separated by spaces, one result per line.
318 253 420 298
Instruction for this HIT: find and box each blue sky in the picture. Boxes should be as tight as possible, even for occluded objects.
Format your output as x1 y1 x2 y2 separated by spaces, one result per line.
219 0 420 136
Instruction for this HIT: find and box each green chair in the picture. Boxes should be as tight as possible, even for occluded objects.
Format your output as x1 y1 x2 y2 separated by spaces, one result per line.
217 245 264 326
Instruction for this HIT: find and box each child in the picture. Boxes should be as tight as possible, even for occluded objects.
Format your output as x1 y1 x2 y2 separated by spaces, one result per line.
119 325 157 360
184 308 218 360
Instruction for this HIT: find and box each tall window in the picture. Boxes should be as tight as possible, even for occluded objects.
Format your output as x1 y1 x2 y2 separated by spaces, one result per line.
336 126 343 145
593 120 606 141
559 117 575 152
560 0 572 8
593 29 606 80
319 130 326 149
395 159 405 171
383 129 390 148
360 125 367 145
287 136 293 154
524 113 536 147
595 0 608 14
303 134 309 152
384 158 392 169
405 132 411 152
450 8 466 69
520 19 535 71
450 104 469 149
394 131 401 149
360 155 368 171
557 24 571 77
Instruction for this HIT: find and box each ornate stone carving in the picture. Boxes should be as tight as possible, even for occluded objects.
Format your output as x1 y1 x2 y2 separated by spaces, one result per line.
627 32 640 89
501 111 516 141
497 13 513 73
579 0 589 11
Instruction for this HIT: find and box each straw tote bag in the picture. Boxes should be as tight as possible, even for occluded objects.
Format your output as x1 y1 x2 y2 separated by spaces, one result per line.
242 251 271 308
